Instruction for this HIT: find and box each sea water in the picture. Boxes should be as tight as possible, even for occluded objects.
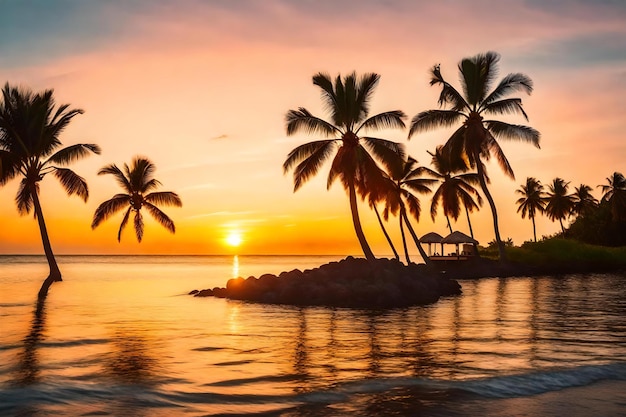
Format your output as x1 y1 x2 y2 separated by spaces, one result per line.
1 255 625 416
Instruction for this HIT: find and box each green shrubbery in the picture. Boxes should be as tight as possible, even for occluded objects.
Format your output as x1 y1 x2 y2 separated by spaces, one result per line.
504 239 626 268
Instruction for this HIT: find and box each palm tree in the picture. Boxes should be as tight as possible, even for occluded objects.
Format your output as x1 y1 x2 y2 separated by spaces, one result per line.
409 52 540 261
380 157 435 264
545 178 574 233
91 157 182 242
0 83 101 298
367 186 400 261
515 177 546 242
599 172 626 221
571 184 598 218
418 146 482 238
283 72 406 261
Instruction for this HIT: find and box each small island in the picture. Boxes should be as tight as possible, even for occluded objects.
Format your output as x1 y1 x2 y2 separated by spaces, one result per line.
191 256 462 308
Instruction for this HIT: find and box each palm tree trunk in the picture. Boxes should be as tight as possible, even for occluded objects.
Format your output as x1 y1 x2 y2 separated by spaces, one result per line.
532 215 537 242
399 213 410 264
32 189 61 299
465 205 474 239
559 218 565 234
348 183 375 261
446 215 453 234
400 207 432 267
476 158 507 262
373 205 399 261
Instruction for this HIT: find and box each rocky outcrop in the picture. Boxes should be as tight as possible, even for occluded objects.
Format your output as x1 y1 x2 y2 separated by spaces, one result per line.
192 256 461 308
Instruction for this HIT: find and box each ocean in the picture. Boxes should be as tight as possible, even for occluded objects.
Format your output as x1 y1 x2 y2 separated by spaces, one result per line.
1 255 625 416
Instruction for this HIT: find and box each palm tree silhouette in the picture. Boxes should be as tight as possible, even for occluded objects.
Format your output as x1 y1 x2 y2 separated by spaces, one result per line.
599 172 626 221
545 178 574 234
571 184 598 219
515 177 546 242
366 185 400 261
380 157 435 264
409 52 540 261
418 146 482 238
0 83 100 298
92 157 182 242
283 72 406 261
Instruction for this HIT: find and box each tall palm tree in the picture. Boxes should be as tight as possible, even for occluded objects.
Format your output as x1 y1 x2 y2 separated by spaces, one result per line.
515 177 546 242
599 172 626 221
92 157 182 242
380 157 435 264
418 146 482 238
283 72 406 261
0 83 101 298
571 184 598 218
367 185 400 261
545 178 574 234
409 51 540 261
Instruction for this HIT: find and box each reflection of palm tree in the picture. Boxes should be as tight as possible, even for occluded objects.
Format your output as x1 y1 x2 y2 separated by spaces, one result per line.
419 146 482 237
599 172 626 221
92 157 182 242
409 52 540 261
16 299 47 385
515 177 546 242
545 178 574 233
381 157 435 264
571 184 598 218
0 84 101 298
283 72 406 261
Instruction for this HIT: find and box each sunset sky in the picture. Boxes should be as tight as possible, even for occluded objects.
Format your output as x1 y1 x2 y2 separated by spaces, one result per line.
0 0 624 256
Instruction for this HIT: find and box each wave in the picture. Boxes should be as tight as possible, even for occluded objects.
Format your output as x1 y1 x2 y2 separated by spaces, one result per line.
1 363 624 415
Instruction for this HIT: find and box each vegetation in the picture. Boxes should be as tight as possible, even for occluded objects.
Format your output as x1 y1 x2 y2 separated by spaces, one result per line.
0 83 101 298
599 172 626 222
506 239 626 269
92 157 182 242
283 72 406 261
545 177 574 233
409 51 540 261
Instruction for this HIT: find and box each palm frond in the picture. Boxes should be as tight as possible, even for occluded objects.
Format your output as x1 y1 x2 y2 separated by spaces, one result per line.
128 157 156 192
485 135 515 179
355 72 380 123
292 141 337 191
91 194 131 228
117 207 132 242
459 51 500 106
483 98 529 120
141 178 162 194
360 137 405 174
15 179 34 215
485 120 540 148
47 143 101 165
357 110 406 133
134 210 144 242
283 140 335 174
285 108 339 137
408 110 464 139
144 202 176 233
312 73 338 121
98 163 131 192
144 191 182 207
482 73 533 106
402 191 422 221
53 168 89 201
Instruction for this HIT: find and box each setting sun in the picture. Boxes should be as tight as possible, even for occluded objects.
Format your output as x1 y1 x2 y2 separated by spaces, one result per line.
226 231 243 247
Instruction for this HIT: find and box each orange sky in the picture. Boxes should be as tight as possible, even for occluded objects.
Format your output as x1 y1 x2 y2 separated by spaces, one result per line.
0 1 625 255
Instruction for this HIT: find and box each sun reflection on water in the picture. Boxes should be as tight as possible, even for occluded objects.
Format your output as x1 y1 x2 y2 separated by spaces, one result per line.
232 255 239 279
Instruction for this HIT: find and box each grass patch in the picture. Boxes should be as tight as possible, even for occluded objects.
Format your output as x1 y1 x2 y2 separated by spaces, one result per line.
505 239 626 268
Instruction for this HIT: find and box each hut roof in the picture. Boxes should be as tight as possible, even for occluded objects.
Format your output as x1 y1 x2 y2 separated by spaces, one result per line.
420 232 444 243
441 231 478 245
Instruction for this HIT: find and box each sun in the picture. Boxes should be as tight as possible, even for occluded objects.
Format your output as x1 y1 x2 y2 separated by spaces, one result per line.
226 231 243 247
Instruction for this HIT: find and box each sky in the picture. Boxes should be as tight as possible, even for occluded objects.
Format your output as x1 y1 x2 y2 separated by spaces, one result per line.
0 0 625 256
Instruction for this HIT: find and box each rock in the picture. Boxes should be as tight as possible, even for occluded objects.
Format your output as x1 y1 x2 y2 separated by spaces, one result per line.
189 257 462 308
189 289 199 295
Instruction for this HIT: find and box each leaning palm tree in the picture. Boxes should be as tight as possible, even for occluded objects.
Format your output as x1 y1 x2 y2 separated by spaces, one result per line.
418 146 482 237
571 184 598 219
515 177 546 242
599 172 626 222
409 51 540 261
92 157 182 242
380 157 435 264
367 185 400 261
545 178 574 234
283 72 406 261
0 83 101 298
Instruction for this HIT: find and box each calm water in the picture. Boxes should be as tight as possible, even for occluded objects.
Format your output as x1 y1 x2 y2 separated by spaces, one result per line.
1 255 625 416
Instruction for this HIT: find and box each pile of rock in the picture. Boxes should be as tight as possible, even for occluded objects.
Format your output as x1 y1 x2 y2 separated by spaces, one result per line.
190 256 461 308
